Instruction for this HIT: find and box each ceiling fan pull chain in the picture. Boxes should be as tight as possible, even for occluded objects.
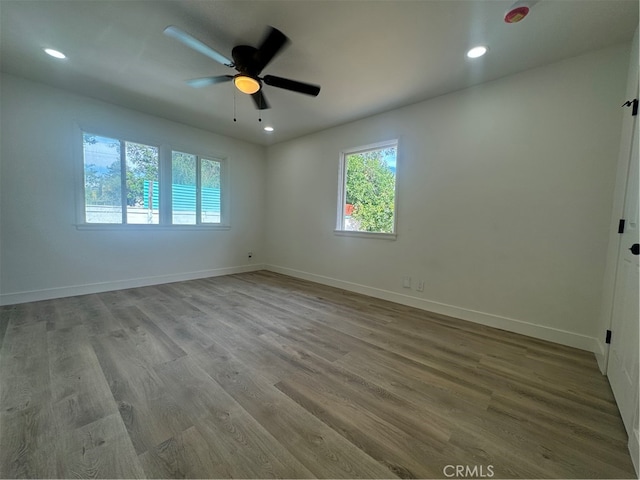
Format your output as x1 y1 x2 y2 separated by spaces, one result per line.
233 88 237 122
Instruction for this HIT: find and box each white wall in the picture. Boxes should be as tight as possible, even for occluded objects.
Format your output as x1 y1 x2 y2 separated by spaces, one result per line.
264 44 630 351
0 74 266 304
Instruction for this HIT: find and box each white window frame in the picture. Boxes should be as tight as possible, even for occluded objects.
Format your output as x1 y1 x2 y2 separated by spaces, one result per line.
74 125 230 230
335 139 399 239
170 149 228 227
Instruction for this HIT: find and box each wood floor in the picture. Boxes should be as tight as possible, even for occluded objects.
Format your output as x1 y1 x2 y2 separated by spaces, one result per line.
0 271 635 479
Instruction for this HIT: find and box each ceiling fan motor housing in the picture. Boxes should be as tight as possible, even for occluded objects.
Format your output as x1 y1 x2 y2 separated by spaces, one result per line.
232 46 261 76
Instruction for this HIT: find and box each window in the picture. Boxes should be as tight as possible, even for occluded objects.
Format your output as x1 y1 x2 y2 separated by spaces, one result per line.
171 151 222 225
83 133 159 224
81 130 226 227
336 140 398 236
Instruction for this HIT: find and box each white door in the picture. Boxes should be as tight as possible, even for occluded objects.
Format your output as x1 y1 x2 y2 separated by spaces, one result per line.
607 92 639 459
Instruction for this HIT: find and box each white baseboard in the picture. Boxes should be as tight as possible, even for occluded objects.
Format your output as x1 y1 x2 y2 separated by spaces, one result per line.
2 263 599 354
630 426 639 478
594 337 610 374
0 263 265 306
265 264 598 352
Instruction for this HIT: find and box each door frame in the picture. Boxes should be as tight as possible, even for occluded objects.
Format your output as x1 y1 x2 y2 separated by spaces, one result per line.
597 28 639 375
598 27 639 476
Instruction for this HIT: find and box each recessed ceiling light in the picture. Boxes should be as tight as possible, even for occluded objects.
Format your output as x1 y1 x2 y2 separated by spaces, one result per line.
264 126 274 132
466 46 487 59
44 48 66 59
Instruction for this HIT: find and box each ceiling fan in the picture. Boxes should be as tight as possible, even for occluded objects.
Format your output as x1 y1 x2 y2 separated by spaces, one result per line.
164 25 321 110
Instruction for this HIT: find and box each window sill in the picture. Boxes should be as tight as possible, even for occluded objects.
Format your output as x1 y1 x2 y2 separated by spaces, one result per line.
334 230 397 240
76 224 231 231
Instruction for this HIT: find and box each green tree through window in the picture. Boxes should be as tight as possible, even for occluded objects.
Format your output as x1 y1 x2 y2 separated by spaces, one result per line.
125 142 159 207
83 133 159 223
344 145 397 233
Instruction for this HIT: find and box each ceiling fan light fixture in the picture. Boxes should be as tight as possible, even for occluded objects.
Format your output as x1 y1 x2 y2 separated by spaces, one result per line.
234 75 260 94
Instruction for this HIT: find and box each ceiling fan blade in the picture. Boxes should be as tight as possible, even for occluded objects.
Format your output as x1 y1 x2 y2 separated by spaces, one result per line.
254 26 289 73
251 90 270 110
263 75 320 96
164 26 233 67
186 75 234 88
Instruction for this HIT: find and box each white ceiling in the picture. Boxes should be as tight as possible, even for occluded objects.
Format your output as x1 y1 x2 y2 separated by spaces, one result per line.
1 0 637 145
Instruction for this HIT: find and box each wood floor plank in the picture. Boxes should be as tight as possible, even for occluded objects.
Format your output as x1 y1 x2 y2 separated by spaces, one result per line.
46 297 86 331
195 346 398 479
153 354 240 421
153 355 316 478
0 322 51 414
178 304 303 384
134 302 217 355
479 353 621 414
444 419 559 479
90 329 192 454
138 425 235 479
234 278 392 329
48 325 119 431
483 369 627 439
111 305 188 363
75 294 126 335
275 367 459 479
17 300 58 328
0 270 635 478
266 333 453 445
98 285 161 311
0 319 56 478
193 403 316 479
0 405 57 479
334 348 492 420
138 285 205 318
55 413 146 479
145 312 216 356
483 395 635 477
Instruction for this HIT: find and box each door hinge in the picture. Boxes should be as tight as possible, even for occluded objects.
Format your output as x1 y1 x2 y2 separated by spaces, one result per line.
605 329 612 344
622 99 638 116
618 219 626 234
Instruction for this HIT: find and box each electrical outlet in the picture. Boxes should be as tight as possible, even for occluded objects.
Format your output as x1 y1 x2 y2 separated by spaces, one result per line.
248 252 253 260
403 276 411 288
417 280 425 292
